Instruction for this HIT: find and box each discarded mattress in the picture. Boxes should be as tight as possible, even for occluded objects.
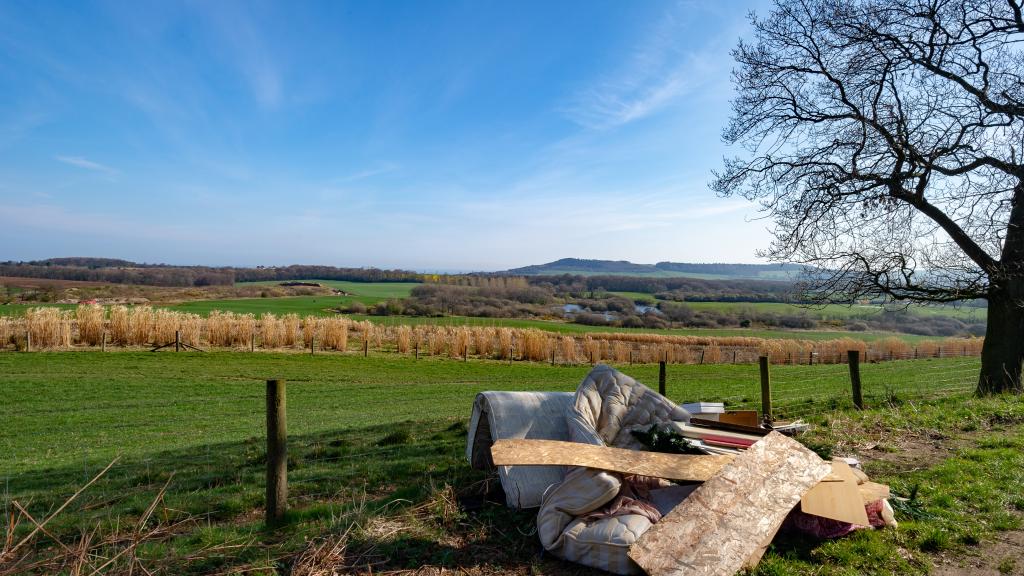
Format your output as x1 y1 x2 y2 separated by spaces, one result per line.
467 365 894 576
466 390 574 508
537 365 694 575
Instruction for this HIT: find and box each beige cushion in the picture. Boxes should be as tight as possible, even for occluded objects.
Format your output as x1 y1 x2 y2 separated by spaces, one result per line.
569 364 691 450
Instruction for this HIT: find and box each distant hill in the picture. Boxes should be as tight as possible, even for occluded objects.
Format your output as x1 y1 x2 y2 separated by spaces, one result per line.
502 258 803 280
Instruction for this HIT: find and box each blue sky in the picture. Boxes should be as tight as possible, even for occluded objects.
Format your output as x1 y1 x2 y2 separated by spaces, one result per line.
0 0 771 271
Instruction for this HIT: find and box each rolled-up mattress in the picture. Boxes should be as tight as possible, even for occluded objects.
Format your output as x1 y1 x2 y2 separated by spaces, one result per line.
466 391 574 509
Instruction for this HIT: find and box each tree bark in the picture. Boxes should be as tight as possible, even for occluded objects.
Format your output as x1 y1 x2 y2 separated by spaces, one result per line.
978 180 1024 394
977 285 1024 394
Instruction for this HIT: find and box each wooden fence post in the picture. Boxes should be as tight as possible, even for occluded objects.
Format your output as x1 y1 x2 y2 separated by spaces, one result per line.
363 340 368 357
551 348 556 366
26 330 31 352
415 342 419 360
699 348 705 365
101 330 107 352
659 361 667 397
759 356 773 425
175 330 180 352
848 350 863 410
266 379 287 526
251 333 255 352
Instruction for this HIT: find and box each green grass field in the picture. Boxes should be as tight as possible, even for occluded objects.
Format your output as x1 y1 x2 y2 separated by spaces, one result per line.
0 352 980 475
1 351 1019 574
680 301 987 322
606 293 988 322
236 279 419 299
348 313 938 342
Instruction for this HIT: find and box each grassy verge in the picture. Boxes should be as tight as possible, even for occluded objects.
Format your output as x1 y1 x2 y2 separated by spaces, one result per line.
1 352 1017 575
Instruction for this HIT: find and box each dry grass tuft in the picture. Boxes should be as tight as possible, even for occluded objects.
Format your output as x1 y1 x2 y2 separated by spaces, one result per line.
291 534 350 576
25 307 71 349
321 317 350 351
75 304 105 346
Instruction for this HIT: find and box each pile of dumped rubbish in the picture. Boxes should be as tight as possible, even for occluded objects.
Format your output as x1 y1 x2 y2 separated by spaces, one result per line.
466 364 895 576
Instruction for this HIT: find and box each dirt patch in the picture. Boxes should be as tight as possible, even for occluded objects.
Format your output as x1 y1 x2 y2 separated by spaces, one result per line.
854 431 954 474
932 529 1024 575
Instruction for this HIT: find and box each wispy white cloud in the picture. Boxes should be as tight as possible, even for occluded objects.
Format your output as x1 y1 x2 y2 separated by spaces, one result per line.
564 2 734 130
333 162 400 184
55 155 119 176
195 3 283 108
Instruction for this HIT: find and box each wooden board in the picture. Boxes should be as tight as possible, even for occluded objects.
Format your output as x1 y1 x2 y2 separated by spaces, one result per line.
858 481 891 502
490 439 733 482
490 438 852 483
718 410 759 427
628 432 832 576
690 417 769 436
800 460 870 525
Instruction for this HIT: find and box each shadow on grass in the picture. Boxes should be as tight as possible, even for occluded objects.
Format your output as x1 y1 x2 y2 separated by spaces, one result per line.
6 417 520 575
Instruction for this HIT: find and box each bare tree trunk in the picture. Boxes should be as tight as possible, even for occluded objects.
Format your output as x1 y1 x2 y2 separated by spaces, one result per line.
979 181 1024 395
978 285 1024 394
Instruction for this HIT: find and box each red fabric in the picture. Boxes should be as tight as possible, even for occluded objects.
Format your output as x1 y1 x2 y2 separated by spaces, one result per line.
783 500 886 539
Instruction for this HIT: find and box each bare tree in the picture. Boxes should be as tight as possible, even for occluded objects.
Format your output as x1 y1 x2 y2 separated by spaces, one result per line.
715 0 1024 394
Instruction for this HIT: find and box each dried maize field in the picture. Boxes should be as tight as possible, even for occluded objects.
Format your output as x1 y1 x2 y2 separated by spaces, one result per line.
0 305 984 365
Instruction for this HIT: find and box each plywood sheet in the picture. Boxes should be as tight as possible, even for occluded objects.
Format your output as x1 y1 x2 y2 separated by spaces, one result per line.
800 460 870 525
491 438 848 483
490 439 733 482
628 432 831 576
858 481 891 502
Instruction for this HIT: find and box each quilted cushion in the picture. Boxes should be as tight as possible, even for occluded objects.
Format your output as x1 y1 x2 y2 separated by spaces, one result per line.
558 514 651 576
538 365 693 575
569 364 691 450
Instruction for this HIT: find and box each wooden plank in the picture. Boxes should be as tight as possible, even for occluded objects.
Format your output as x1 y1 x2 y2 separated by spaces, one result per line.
491 438 848 483
800 460 870 525
676 423 763 444
718 410 759 427
628 432 832 576
490 439 733 482
691 417 769 436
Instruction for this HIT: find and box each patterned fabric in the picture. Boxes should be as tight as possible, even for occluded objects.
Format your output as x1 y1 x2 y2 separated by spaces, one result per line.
580 474 668 525
569 364 691 450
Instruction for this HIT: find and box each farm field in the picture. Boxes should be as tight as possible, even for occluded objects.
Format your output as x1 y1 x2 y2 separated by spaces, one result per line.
347 313 939 343
1 351 1020 575
0 352 979 475
166 295 349 316
3 301 940 343
0 281 418 318
236 279 419 299
608 292 988 322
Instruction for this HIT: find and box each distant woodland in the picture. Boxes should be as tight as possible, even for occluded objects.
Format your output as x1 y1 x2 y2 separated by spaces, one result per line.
0 259 421 287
